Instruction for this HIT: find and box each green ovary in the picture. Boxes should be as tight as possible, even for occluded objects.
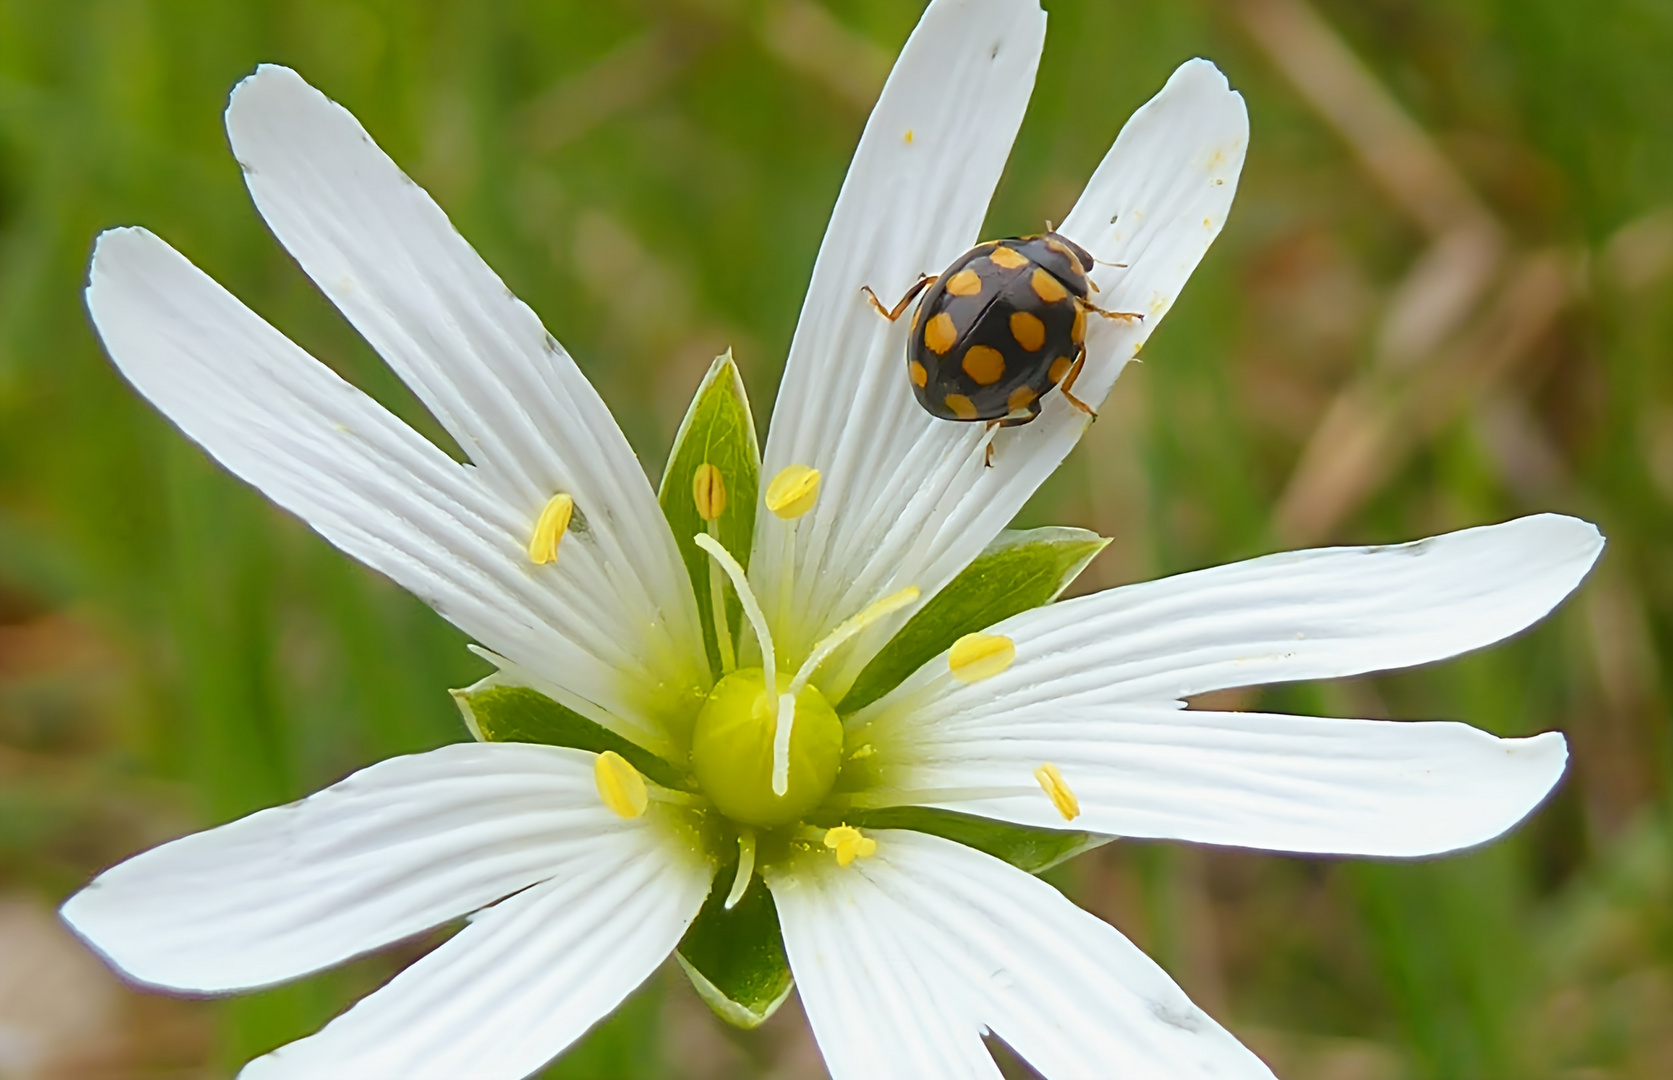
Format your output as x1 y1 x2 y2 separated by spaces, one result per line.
691 668 842 827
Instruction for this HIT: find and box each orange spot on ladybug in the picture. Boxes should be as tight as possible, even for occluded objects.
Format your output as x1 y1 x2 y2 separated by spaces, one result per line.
1009 310 1045 352
988 246 1029 270
944 393 979 420
1007 385 1038 413
961 345 1006 386
908 360 928 388
1030 267 1069 303
1071 304 1086 346
945 268 983 297
924 312 958 355
1049 356 1073 385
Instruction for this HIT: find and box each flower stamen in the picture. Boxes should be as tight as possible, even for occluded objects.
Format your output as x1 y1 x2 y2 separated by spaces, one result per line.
693 465 737 672
724 829 757 910
526 493 574 565
692 463 726 521
765 464 820 519
594 750 648 819
823 824 877 867
1034 762 1080 821
948 632 1016 683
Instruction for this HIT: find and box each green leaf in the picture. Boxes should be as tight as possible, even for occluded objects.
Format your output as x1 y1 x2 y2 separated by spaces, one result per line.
845 805 1107 875
658 351 760 678
841 527 1108 712
452 683 689 791
676 861 793 1029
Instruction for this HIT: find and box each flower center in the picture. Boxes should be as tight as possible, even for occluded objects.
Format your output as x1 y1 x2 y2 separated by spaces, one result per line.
688 491 921 832
691 667 843 827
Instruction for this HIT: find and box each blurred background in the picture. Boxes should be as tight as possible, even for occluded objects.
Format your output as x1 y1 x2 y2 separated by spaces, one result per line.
0 0 1669 1076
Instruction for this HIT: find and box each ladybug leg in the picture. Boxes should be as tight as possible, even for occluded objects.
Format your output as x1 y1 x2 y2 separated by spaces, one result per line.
982 419 1003 468
997 400 1043 428
1058 349 1098 419
1083 299 1144 323
860 274 938 322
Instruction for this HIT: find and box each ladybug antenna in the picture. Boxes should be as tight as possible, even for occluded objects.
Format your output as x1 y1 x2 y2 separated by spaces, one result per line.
1093 257 1129 269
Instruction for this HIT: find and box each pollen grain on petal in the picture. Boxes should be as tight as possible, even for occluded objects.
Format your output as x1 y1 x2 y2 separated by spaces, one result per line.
948 631 1015 683
766 464 820 519
1034 762 1080 822
823 824 877 867
595 750 648 819
692 462 727 521
527 493 575 565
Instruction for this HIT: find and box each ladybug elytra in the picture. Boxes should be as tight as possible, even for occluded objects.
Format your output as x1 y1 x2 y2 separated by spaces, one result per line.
863 230 1139 428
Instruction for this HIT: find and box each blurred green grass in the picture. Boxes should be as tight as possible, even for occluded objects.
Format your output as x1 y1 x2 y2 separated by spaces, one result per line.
0 1 1669 1077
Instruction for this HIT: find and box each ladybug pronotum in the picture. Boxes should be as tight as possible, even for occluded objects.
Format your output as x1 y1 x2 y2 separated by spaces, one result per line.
862 230 1139 428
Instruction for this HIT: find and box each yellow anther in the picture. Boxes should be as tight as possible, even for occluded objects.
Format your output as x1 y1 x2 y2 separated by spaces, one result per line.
692 463 727 522
948 632 1016 683
765 464 820 519
823 825 877 867
1033 762 1080 821
847 744 876 761
527 493 575 565
594 750 648 819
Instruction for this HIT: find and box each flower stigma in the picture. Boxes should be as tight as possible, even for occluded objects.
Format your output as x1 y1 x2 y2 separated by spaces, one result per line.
526 492 575 565
723 830 757 910
822 825 877 867
594 750 648 819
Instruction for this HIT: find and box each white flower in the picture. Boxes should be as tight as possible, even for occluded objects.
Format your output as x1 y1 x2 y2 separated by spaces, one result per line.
63 1 1603 1078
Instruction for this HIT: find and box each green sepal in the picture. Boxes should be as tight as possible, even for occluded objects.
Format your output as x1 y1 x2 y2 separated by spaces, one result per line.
841 526 1108 712
658 350 760 678
843 805 1107 875
452 682 689 791
676 860 793 1029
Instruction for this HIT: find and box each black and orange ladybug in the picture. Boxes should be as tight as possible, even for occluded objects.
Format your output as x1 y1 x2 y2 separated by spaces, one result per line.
863 231 1138 427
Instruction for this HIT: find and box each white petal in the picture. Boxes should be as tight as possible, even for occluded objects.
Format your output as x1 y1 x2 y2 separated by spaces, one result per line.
239 817 710 1080
855 515 1598 855
87 227 699 735
753 0 1046 679
755 49 1247 701
766 846 1005 1080
858 514 1602 717
224 64 705 693
1056 57 1249 410
61 742 706 993
884 707 1569 856
768 831 1270 1079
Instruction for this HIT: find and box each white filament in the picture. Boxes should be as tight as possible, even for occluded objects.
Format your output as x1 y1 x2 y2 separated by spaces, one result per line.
724 830 757 910
770 692 796 796
695 533 795 797
694 533 775 695
787 585 922 696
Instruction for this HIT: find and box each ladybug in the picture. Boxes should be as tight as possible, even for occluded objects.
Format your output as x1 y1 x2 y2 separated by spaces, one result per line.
862 230 1138 428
